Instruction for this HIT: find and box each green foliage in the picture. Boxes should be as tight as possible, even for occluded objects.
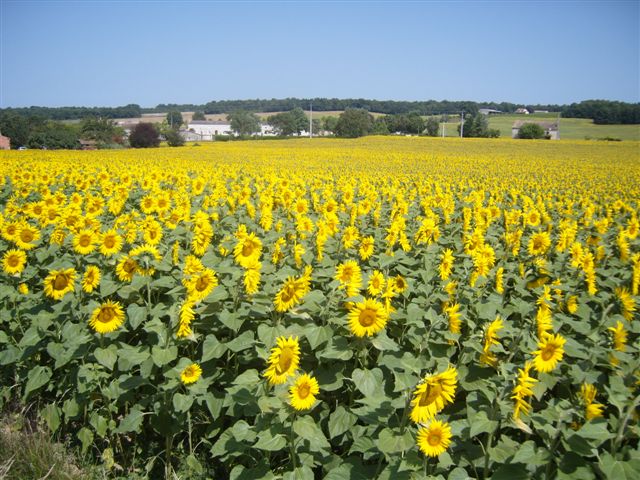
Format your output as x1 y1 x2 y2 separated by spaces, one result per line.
563 100 640 125
424 117 440 137
191 111 206 121
518 122 547 139
129 123 160 148
267 108 308 136
80 117 125 145
384 112 425 135
459 113 501 138
227 110 261 136
321 116 338 134
166 111 183 130
335 108 374 137
164 130 185 147
27 122 80 149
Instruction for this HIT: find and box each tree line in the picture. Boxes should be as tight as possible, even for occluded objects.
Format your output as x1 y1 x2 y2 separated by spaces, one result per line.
2 99 638 124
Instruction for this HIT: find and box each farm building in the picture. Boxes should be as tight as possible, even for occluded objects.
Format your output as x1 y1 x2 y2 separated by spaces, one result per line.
479 108 502 115
512 121 560 140
187 120 233 139
0 132 10 150
515 108 530 114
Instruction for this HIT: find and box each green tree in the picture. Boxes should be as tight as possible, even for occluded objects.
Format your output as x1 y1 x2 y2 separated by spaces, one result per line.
371 117 390 135
129 123 160 148
458 113 500 138
192 111 206 121
166 111 183 130
0 112 32 148
164 129 185 146
80 117 124 145
424 117 440 136
27 122 79 149
321 116 338 134
267 108 308 136
227 110 261 136
517 123 546 139
334 109 373 138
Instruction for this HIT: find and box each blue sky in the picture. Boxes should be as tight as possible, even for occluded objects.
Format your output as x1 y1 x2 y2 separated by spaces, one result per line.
1 0 638 107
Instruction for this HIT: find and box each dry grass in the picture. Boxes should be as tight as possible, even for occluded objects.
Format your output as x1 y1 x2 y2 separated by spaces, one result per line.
0 411 88 480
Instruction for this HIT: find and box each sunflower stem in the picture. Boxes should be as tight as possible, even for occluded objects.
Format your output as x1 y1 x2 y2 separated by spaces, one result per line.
613 393 640 453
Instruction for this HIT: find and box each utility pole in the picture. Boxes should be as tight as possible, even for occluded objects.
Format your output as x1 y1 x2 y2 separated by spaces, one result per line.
460 111 464 138
309 102 313 138
442 115 446 138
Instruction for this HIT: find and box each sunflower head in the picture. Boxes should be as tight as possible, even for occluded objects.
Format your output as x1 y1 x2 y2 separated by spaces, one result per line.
416 420 452 458
289 373 320 411
532 333 566 373
2 249 27 275
263 336 300 385
89 300 125 334
348 298 389 337
181 363 202 385
43 268 76 301
410 366 458 424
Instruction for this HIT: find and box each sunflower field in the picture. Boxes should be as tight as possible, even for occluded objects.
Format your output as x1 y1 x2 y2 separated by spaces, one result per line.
0 137 639 479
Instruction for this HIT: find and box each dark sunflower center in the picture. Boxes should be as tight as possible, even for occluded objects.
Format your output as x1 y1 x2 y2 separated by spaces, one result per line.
242 244 253 256
297 384 311 399
53 274 69 290
98 307 115 323
79 235 91 247
8 255 20 267
20 230 34 243
541 345 555 361
123 259 137 274
428 432 441 446
359 309 376 327
195 276 209 291
280 285 295 303
104 236 116 248
276 348 293 374
418 382 442 407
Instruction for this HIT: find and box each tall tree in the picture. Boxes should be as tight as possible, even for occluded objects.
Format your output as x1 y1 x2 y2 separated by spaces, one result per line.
227 110 260 136
334 109 373 138
166 111 183 129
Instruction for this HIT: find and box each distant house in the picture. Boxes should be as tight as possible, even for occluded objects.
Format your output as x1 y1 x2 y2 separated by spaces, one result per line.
187 120 234 139
512 121 560 140
0 132 10 150
479 108 502 115
515 108 530 114
180 130 204 142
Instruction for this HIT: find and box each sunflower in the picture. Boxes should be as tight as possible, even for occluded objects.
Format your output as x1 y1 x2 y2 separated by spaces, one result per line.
263 336 300 385
528 231 551 256
615 287 636 322
181 363 202 385
367 270 386 296
579 383 604 420
43 268 76 301
88 300 125 334
439 249 454 280
532 333 566 373
18 283 29 295
244 261 261 296
177 299 196 338
15 223 40 250
130 244 161 276
444 303 462 336
335 260 363 297
2 249 27 275
99 229 123 256
410 366 458 424
416 420 452 458
512 361 537 419
82 265 101 293
185 268 218 302
566 295 578 314
359 236 374 260
73 229 97 255
116 255 138 282
495 267 504 294
234 232 262 268
348 298 389 337
289 373 320 411
393 274 408 293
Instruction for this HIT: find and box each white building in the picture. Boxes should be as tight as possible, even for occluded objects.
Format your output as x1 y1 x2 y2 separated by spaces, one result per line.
187 121 233 140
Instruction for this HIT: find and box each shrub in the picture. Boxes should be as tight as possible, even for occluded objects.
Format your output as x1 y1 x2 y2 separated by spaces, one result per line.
129 123 160 148
518 123 546 139
165 130 185 147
